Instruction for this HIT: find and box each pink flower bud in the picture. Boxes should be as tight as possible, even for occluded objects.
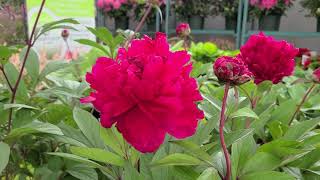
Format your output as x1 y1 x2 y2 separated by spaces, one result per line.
176 23 191 37
313 68 320 83
61 29 70 40
214 56 253 85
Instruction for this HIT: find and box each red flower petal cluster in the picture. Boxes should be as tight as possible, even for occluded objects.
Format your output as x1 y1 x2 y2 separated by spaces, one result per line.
214 56 253 85
176 23 191 37
82 33 203 153
240 33 298 84
296 48 311 58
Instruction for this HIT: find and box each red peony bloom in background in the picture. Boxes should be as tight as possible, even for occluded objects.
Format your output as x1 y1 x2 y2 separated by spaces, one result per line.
296 48 311 58
240 32 298 84
176 23 191 37
214 56 252 85
81 33 203 153
313 68 320 83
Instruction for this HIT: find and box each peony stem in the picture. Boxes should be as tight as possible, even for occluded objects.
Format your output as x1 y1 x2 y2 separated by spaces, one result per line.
219 82 231 180
7 0 46 134
288 83 316 126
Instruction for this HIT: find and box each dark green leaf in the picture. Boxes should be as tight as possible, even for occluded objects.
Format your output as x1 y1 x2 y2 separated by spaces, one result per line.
242 152 281 174
19 47 39 83
283 118 320 140
241 171 295 180
67 164 98 180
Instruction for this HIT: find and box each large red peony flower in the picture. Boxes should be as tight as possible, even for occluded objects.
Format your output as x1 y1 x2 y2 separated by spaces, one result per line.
81 33 203 153
214 56 252 85
240 33 298 84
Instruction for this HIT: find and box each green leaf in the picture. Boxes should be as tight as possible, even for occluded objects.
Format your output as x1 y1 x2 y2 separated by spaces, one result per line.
5 121 63 143
100 127 124 156
288 148 320 169
39 61 69 80
231 135 256 178
258 140 303 158
0 142 10 174
197 168 221 180
42 18 80 29
150 153 202 167
47 152 103 169
4 63 28 100
19 47 39 83
283 118 320 140
70 146 125 166
230 107 259 119
67 164 98 180
73 107 104 148
169 140 211 163
242 152 281 174
256 81 272 94
75 39 110 56
87 27 113 46
270 99 296 125
0 46 13 65
211 129 254 153
4 103 39 110
241 171 295 180
174 166 200 180
124 162 144 180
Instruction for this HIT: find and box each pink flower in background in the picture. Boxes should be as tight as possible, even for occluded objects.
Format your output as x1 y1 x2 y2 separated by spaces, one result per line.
176 23 191 37
296 48 311 58
82 33 203 153
214 56 252 85
97 0 128 11
250 0 278 9
240 32 298 84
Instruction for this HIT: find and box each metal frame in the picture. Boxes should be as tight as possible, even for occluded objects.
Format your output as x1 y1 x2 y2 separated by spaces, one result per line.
240 0 320 45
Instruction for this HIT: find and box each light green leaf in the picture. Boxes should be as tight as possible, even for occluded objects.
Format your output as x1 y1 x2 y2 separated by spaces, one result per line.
73 107 104 148
124 162 144 180
70 146 125 166
283 118 320 140
241 171 295 180
270 99 296 125
75 39 110 56
19 47 39 83
169 140 211 163
230 107 259 119
197 168 221 180
39 61 69 80
258 140 303 158
242 152 281 174
4 103 39 110
0 142 10 174
150 153 202 167
288 148 320 169
4 63 28 100
100 127 124 156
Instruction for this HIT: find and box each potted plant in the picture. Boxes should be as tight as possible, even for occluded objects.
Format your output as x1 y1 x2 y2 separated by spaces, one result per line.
250 0 294 31
97 0 134 30
301 0 320 32
134 2 166 32
175 0 218 30
215 0 239 31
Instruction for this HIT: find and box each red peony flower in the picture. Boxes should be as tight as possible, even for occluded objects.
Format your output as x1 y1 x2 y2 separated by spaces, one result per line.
176 23 191 37
313 68 320 83
81 33 203 153
302 55 312 70
240 32 298 84
214 56 252 85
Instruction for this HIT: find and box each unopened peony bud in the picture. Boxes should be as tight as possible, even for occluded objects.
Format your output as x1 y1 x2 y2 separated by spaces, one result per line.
313 68 320 83
61 29 70 40
214 56 252 85
176 23 191 37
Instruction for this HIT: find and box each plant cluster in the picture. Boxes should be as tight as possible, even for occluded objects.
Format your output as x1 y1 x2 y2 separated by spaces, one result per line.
250 0 294 16
174 0 220 18
1 2 320 180
300 0 320 17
